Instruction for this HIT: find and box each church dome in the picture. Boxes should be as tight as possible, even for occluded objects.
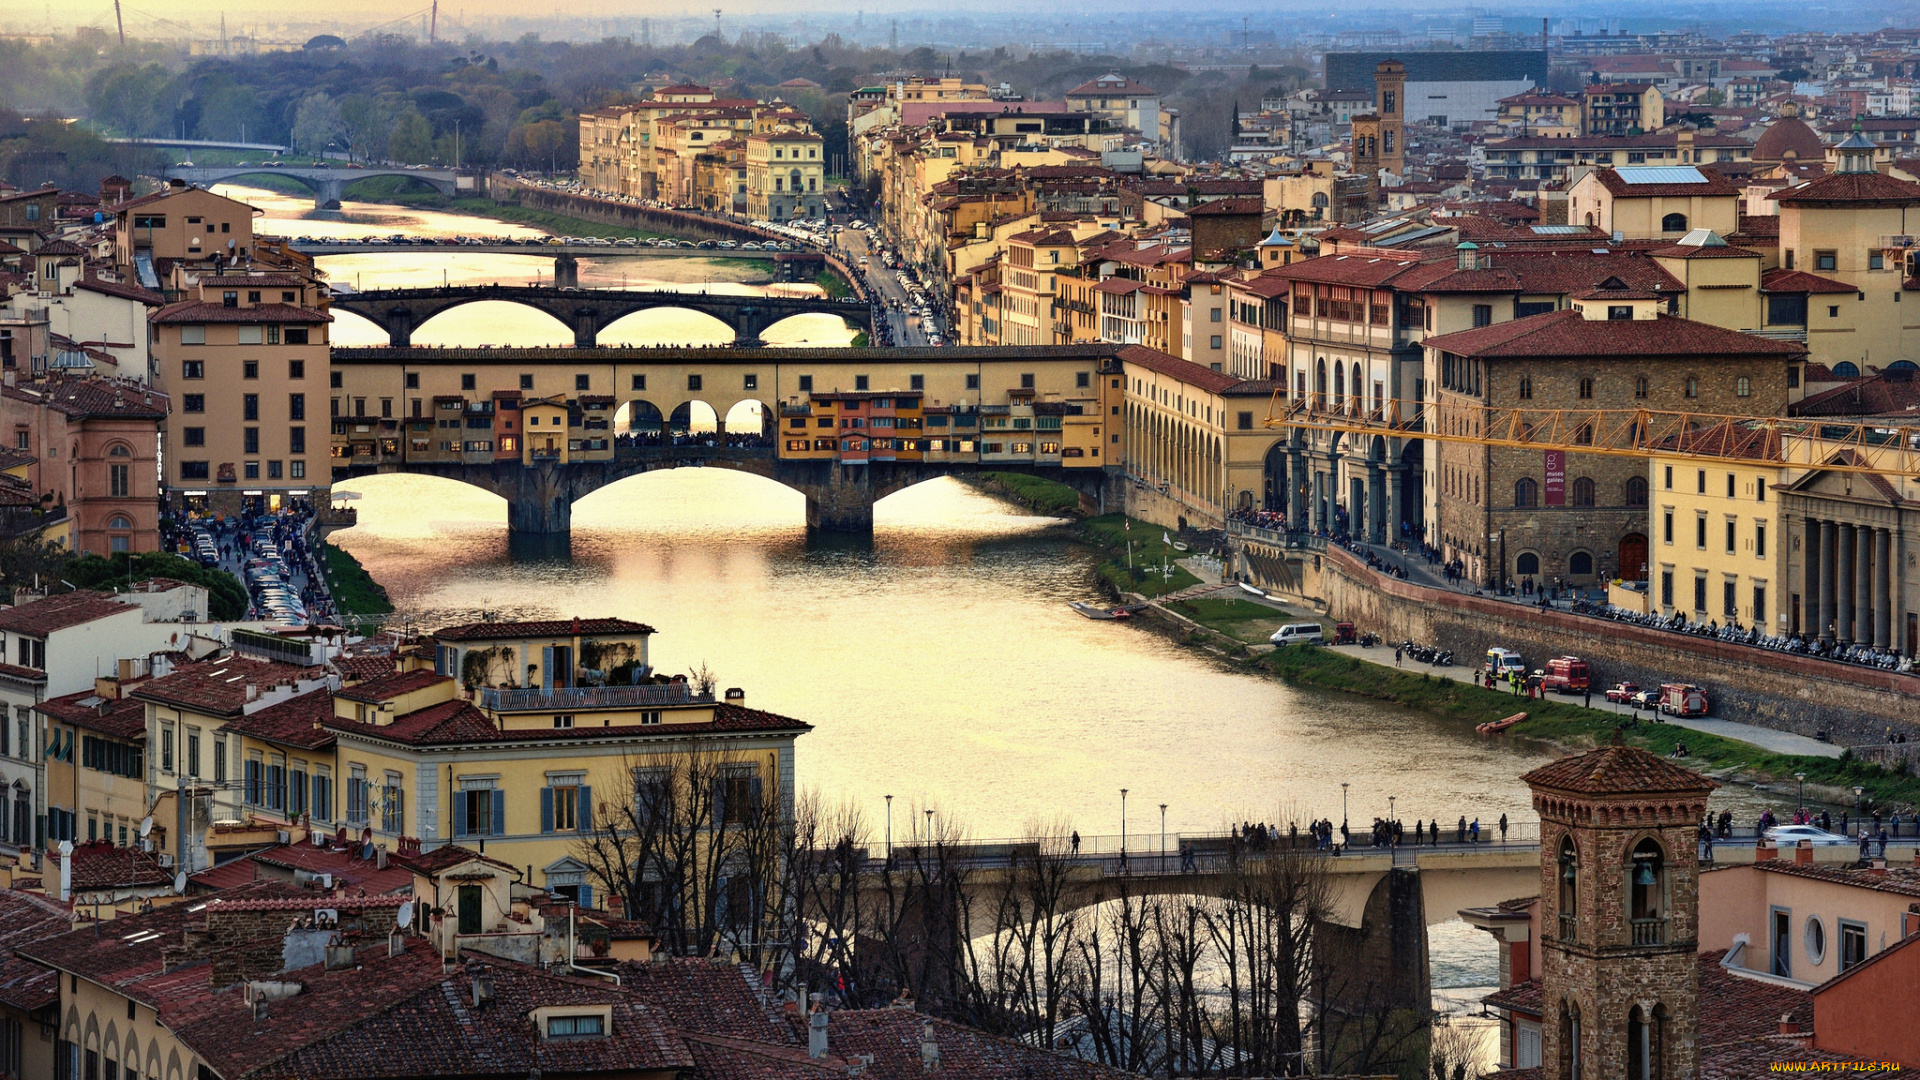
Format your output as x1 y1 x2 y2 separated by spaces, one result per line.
1753 114 1826 163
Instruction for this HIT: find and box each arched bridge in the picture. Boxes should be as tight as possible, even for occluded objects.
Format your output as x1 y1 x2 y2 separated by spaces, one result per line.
329 284 872 348
163 165 458 208
336 443 1110 535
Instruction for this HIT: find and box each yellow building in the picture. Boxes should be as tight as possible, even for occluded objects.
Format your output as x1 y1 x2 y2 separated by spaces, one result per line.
1565 165 1742 239
37 676 151 849
1496 92 1582 137
112 184 260 276
520 396 570 464
745 130 825 220
1648 424 1787 629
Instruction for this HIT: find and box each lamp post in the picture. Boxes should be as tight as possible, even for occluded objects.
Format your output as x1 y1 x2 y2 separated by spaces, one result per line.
924 808 934 843
1795 773 1806 813
1388 795 1396 826
1341 781 1350 831
884 794 893 858
1119 789 1129 857
1160 803 1168 871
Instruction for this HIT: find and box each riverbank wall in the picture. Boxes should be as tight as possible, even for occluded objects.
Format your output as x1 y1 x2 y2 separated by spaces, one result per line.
1260 543 1920 743
485 178 866 299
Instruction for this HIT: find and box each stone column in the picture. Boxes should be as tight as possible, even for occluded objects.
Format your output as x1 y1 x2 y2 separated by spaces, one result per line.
1856 525 1875 646
1818 519 1836 642
1876 527 1894 649
1368 466 1387 545
1386 463 1405 545
1836 523 1855 643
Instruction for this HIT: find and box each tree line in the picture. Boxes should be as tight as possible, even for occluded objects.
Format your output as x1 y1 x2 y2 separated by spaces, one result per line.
574 744 1480 1077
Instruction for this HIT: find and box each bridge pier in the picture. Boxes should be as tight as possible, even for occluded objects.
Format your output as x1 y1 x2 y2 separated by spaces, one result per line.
552 255 579 289
800 463 877 533
315 178 344 210
1313 866 1431 1072
502 464 574 536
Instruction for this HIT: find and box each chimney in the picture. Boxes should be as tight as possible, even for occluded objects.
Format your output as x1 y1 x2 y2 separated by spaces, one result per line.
470 969 494 1007
57 841 72 901
1779 1014 1800 1036
245 683 259 702
808 1004 829 1060
725 687 745 706
1755 840 1779 861
1795 839 1814 865
1870 858 1889 876
920 1019 940 1073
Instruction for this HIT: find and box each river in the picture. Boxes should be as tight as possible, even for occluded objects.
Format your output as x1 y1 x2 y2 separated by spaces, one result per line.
231 183 1791 1013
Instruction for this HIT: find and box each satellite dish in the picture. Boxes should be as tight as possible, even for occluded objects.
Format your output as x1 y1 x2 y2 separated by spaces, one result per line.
174 871 187 894
139 817 153 838
396 901 414 928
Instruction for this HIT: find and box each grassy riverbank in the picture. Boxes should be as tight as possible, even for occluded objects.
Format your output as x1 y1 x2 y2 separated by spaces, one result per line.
965 472 1083 516
1079 514 1202 598
444 197 667 241
1075 518 1920 809
321 540 393 619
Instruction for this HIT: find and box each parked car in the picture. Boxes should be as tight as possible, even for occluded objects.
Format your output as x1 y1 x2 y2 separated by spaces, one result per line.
1269 623 1325 647
1630 688 1661 710
1604 682 1642 703
1658 683 1710 717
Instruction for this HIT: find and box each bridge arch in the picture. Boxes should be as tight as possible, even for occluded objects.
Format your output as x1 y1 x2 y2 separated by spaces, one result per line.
410 299 575 347
618 400 665 435
723 399 773 440
600 306 736 347
667 400 719 435
759 310 861 346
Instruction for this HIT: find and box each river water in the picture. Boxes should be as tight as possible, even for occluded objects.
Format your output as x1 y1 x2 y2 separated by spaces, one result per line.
232 184 1790 1012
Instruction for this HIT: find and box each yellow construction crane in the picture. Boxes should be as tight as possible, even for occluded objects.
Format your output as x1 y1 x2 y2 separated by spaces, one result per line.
1264 392 1920 480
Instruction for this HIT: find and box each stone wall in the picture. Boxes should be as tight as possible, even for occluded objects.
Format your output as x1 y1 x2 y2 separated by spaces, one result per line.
1311 544 1920 742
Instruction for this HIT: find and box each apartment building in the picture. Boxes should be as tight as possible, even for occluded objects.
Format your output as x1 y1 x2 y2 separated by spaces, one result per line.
150 271 329 516
1647 426 1787 628
744 129 825 220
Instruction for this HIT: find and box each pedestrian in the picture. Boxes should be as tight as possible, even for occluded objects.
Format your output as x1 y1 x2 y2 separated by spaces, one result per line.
1415 819 1424 844
1395 646 1403 666
1430 819 1439 846
1071 831 1080 855
1499 813 1508 840
1456 815 1466 843
1583 687 1592 709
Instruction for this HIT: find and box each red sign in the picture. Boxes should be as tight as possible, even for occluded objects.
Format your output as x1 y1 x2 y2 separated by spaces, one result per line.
1544 450 1567 506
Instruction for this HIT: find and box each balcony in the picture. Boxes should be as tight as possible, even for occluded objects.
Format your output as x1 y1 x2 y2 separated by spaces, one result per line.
1630 917 1668 946
1558 913 1577 942
476 683 710 713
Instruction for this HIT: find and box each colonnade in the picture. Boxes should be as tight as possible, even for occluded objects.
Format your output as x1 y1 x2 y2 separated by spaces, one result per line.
1806 517 1895 647
1264 441 1406 545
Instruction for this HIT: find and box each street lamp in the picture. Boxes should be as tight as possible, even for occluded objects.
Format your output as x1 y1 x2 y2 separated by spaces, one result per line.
1159 803 1168 871
884 794 893 857
1795 773 1806 813
1341 782 1350 830
1389 795 1396 825
1120 789 1129 856
924 808 934 843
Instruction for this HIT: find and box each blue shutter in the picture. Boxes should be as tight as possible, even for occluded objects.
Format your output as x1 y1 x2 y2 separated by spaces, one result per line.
578 884 593 910
540 787 554 834
577 785 593 832
453 791 467 838
491 789 506 837
541 646 554 692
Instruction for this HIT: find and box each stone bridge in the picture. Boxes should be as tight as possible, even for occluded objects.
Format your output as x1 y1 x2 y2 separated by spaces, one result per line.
833 834 1542 1016
292 240 827 282
329 285 872 347
163 164 458 208
335 444 1112 534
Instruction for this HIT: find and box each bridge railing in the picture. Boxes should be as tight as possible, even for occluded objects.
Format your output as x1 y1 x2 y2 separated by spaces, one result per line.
1227 521 1325 552
476 683 712 712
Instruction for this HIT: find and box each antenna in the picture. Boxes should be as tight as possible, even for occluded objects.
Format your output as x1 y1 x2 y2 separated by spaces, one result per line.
429 0 438 43
713 7 721 37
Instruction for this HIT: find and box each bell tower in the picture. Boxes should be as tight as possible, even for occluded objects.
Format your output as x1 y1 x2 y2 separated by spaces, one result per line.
1374 59 1406 176
1522 738 1716 1080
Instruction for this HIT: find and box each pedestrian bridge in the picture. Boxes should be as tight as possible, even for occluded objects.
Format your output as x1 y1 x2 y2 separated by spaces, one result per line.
163 164 458 208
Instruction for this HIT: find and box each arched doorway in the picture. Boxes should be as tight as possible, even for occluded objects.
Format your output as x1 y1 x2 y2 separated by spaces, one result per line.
1619 533 1649 582
1263 441 1288 515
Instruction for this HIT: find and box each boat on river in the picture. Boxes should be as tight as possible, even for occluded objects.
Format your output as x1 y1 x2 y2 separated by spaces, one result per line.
1238 583 1267 599
1476 712 1527 735
1070 601 1135 621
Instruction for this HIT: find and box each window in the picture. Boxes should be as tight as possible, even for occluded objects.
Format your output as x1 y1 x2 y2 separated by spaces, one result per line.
1661 212 1688 232
110 464 129 498
687 374 703 391
1840 921 1867 972
1635 375 1649 399
238 326 262 345
1514 478 1539 508
242 360 259 379
1626 477 1648 507
1571 477 1594 507
1726 519 1737 553
1735 376 1751 398
1519 375 1532 399
1472 304 1492 327
521 374 534 390
1815 251 1836 272
243 428 259 454
1663 510 1673 544
243 394 259 421
1869 252 1885 271
382 771 405 832
181 393 205 414
289 359 305 379
182 426 206 447
462 374 476 390
180 326 205 345
181 361 204 380
1578 377 1594 399
1768 295 1807 325
346 767 369 825
1694 575 1708 612
630 373 646 391
547 1015 604 1038
575 374 591 391
855 375 869 391
966 374 980 390
1661 570 1674 607
1725 578 1739 617
311 769 331 820
180 461 209 480
160 722 174 773
1756 522 1766 558
1804 915 1827 965
1237 411 1253 431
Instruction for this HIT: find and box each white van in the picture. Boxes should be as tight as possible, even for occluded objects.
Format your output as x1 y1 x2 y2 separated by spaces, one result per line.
1485 647 1526 677
1269 623 1325 647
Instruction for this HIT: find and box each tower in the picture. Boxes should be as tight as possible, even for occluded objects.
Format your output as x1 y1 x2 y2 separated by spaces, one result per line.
1373 59 1406 177
1523 739 1716 1080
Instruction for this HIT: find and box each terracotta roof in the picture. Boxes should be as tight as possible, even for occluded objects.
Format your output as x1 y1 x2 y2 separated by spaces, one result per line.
1753 116 1827 162
35 685 149 739
0 591 133 636
336 669 452 703
1769 172 1920 205
1793 371 1920 418
34 238 85 256
398 844 518 877
0 662 46 684
783 1008 1141 1080
1519 743 1718 796
1749 857 1920 899
1066 74 1159 97
431 617 656 641
613 960 794 1043
327 698 499 746
74 275 164 305
332 653 400 681
218 688 338 750
151 301 331 325
1423 309 1806 360
0 890 72 1011
130 656 321 717
1595 166 1742 198
1762 267 1856 294
1116 344 1244 395
67 841 171 891
1185 197 1263 216
11 378 169 420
